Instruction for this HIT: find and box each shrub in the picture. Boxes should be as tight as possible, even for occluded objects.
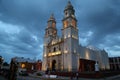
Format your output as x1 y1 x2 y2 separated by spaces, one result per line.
36 73 42 76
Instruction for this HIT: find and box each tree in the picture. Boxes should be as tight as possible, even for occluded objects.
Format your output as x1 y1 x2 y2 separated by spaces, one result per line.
0 56 4 69
3 62 9 66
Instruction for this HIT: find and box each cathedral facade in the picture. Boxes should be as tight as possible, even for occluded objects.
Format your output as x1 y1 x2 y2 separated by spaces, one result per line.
42 1 110 72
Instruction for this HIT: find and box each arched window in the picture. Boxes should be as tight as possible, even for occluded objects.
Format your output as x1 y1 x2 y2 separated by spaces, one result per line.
53 47 56 52
63 20 68 28
52 23 56 28
72 19 76 27
65 11 68 16
48 31 49 34
59 47 61 50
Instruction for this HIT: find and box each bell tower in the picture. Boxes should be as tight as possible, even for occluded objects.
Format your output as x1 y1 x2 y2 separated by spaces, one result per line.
63 1 77 29
62 1 79 71
44 14 58 46
45 14 57 37
42 14 57 71
62 1 78 40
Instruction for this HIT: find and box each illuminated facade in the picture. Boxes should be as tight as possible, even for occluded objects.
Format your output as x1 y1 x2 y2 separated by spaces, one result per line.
10 57 42 73
42 1 110 72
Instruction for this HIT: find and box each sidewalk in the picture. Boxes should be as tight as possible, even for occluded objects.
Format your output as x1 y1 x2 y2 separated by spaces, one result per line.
68 74 120 80
0 76 7 80
104 74 120 80
17 74 120 80
32 74 120 80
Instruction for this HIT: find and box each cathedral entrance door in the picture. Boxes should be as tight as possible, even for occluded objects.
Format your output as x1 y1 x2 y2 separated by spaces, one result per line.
52 60 56 71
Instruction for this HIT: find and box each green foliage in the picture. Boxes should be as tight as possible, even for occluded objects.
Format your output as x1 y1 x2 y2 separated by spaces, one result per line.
36 73 42 76
0 56 4 64
3 62 9 66
19 71 29 76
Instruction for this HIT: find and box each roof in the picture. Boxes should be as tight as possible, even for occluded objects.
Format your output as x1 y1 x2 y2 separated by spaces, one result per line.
65 1 73 10
12 57 36 63
86 45 100 51
48 13 56 22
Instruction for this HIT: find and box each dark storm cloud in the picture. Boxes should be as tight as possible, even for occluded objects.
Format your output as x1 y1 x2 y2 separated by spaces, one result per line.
0 0 67 62
0 0 68 40
0 0 120 62
77 0 120 57
0 28 41 55
76 0 120 48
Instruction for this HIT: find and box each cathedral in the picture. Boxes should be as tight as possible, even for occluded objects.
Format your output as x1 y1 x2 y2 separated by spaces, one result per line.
42 1 110 72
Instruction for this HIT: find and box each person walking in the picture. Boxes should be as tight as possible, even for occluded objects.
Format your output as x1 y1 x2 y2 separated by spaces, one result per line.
76 72 79 80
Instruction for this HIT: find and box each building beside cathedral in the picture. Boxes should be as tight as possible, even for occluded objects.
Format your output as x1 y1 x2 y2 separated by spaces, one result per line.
42 1 110 72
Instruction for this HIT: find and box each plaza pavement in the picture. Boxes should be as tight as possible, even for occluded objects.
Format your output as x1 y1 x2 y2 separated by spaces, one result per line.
16 74 120 80
0 76 7 80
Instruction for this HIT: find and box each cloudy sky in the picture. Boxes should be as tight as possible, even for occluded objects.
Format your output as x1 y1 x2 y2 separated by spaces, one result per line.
0 0 120 63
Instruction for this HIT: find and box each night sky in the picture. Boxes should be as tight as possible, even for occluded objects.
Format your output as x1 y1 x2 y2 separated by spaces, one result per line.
0 0 120 63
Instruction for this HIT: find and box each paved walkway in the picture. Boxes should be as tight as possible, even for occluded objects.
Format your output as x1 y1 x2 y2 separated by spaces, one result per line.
0 76 7 80
68 75 120 80
16 74 120 80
